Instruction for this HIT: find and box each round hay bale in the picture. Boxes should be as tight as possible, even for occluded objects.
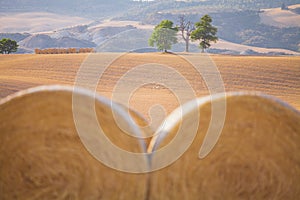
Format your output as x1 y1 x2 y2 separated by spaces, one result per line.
0 85 150 199
148 93 300 199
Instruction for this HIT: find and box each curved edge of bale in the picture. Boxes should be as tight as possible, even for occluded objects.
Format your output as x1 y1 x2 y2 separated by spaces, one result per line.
148 92 300 153
0 85 151 199
147 92 300 200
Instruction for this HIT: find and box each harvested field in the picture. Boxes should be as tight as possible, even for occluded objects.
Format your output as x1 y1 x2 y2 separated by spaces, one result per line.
0 53 299 113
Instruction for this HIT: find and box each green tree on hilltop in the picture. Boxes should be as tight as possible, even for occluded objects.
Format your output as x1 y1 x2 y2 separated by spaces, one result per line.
191 15 218 52
149 20 178 53
0 38 19 54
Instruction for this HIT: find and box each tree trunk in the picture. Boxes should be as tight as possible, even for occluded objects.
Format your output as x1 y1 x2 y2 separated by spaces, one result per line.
185 38 189 52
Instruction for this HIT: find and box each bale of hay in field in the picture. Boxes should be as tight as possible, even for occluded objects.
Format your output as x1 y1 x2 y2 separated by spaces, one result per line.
0 85 151 200
148 93 300 200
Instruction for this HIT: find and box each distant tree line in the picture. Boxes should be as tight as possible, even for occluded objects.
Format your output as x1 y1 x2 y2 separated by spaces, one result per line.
34 48 94 54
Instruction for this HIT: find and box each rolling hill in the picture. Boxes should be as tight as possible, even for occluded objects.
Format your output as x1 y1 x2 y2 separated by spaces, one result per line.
260 4 300 27
1 1 300 54
0 12 92 33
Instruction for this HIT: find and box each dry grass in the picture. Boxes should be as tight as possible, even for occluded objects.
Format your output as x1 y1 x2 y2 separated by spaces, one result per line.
0 88 299 199
0 88 149 199
148 94 300 199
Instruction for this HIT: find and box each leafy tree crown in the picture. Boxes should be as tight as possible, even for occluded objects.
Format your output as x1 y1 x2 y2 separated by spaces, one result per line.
149 20 178 52
0 38 19 54
191 15 218 51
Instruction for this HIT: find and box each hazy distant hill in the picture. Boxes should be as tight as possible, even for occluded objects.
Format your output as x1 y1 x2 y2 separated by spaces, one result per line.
260 4 300 27
2 0 300 17
0 0 133 18
1 0 300 53
0 12 92 33
18 34 96 49
123 3 300 52
0 33 30 42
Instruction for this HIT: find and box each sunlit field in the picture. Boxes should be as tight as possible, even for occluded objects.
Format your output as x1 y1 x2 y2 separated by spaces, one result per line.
0 53 299 114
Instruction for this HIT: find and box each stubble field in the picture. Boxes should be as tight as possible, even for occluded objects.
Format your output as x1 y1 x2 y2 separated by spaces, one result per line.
0 53 299 115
